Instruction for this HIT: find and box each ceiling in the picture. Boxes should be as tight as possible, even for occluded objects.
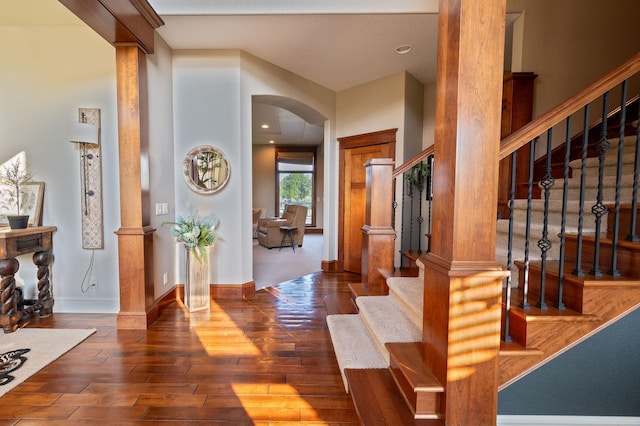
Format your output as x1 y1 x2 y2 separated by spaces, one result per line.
149 0 442 146
3 0 515 147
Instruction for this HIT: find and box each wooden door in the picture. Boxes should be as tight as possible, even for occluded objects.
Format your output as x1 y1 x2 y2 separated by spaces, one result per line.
339 129 396 273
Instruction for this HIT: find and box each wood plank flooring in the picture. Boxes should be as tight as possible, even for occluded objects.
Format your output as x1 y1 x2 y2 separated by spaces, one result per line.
0 272 361 425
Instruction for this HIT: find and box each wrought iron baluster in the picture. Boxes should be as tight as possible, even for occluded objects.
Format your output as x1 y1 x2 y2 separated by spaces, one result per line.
627 93 640 243
556 117 572 310
426 156 434 253
572 105 590 277
590 91 610 277
416 163 425 254
520 139 535 310
537 129 555 310
400 174 407 269
408 178 415 253
607 80 627 277
503 151 517 342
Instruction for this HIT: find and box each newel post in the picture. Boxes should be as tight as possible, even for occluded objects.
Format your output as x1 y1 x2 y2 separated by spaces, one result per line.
361 158 395 295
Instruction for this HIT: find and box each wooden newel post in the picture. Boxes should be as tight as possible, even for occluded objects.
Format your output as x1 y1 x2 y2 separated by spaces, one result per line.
361 158 395 295
422 0 508 423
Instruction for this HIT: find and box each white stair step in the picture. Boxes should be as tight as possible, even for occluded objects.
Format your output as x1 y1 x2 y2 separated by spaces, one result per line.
549 174 640 202
356 296 422 364
326 314 387 391
509 199 602 233
569 150 637 179
387 276 423 329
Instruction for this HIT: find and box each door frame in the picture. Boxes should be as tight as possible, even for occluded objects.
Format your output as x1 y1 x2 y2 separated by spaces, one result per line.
337 128 397 272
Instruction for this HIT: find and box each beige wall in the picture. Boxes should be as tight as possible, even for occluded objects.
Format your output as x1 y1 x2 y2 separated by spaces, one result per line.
336 71 424 162
252 145 277 217
508 0 640 117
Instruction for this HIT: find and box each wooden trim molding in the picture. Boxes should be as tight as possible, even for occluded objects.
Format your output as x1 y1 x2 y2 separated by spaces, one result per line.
321 259 341 273
338 128 398 150
211 283 256 300
58 0 164 53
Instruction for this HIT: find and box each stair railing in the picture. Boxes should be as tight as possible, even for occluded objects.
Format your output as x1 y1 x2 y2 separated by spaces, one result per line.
391 147 435 270
499 53 640 342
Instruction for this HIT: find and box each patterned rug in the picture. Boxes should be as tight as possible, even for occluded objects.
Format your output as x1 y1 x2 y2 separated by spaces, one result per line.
0 328 96 397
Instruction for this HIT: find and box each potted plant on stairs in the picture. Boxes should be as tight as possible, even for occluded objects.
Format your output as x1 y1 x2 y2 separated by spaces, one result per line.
1 158 35 229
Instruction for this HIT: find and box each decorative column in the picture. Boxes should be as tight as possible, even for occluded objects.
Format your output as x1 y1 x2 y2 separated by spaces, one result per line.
361 158 395 295
422 0 508 423
115 45 156 329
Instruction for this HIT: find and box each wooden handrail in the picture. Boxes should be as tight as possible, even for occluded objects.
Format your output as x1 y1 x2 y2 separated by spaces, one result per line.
500 52 640 160
392 145 435 179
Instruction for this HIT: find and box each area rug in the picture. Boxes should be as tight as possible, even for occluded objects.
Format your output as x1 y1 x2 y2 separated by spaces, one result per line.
253 233 323 289
0 328 96 397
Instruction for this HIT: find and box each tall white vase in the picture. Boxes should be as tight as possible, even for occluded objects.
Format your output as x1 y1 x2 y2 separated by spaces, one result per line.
185 246 211 312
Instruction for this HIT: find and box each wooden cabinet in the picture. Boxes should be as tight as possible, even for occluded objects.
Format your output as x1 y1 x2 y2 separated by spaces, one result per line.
498 72 537 218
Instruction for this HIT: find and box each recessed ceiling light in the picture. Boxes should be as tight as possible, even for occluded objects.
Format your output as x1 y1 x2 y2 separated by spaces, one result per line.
261 124 270 129
269 140 275 144
395 45 412 55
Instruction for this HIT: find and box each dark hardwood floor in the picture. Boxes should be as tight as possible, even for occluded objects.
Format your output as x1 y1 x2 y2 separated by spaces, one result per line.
0 272 361 425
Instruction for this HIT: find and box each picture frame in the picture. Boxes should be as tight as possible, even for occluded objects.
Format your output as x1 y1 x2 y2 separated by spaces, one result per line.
0 182 45 227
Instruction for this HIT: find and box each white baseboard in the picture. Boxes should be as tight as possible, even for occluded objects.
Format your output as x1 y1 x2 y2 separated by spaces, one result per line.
498 416 640 426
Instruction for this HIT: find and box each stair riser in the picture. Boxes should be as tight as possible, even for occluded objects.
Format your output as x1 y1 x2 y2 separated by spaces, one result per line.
519 265 584 312
564 237 640 279
388 362 441 419
606 205 640 240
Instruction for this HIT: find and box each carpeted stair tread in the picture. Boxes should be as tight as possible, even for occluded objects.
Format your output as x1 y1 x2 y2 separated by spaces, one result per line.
386 276 424 328
356 296 422 364
326 314 388 391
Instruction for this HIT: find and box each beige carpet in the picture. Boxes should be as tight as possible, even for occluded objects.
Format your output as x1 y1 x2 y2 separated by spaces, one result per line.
0 327 96 397
253 233 323 289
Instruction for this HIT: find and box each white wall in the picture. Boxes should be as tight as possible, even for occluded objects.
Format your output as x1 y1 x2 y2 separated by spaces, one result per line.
171 49 336 288
0 22 120 312
147 34 177 298
240 52 336 270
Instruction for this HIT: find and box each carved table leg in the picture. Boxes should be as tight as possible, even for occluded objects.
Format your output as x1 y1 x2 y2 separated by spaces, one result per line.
0 258 20 333
33 250 54 317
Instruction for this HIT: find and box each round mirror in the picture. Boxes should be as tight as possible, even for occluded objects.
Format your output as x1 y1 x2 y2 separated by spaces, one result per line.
183 145 230 194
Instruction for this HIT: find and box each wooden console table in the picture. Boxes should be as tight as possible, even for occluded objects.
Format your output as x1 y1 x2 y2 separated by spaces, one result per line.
0 226 56 333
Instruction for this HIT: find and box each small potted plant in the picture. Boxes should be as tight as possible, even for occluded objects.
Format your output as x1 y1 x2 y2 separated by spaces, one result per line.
1 158 35 229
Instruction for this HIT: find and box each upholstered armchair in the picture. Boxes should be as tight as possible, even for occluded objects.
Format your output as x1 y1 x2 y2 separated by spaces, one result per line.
257 204 308 249
252 207 266 238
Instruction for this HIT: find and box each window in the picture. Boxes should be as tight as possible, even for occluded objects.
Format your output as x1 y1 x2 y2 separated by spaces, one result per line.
276 147 316 226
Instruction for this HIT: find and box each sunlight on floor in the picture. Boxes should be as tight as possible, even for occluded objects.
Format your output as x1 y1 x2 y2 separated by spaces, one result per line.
193 300 262 357
231 383 321 422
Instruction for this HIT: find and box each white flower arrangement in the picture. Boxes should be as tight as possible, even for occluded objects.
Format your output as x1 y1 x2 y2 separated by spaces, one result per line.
163 214 219 262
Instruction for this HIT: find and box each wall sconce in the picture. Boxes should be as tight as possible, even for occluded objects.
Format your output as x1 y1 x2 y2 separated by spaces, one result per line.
70 108 104 249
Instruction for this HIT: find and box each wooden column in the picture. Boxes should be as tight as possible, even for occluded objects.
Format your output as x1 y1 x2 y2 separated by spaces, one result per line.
115 45 156 329
361 159 395 294
422 0 508 423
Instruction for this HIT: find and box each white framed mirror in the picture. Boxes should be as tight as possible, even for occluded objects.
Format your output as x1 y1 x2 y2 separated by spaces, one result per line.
183 145 230 194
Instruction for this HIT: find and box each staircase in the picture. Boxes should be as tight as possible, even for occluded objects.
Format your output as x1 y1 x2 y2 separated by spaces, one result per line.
326 54 640 423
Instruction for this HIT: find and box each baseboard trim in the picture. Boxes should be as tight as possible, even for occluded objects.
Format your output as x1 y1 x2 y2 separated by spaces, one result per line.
322 259 341 272
497 416 640 425
211 282 256 299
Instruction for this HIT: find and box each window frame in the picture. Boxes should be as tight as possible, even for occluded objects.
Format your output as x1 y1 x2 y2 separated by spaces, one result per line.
274 146 317 227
